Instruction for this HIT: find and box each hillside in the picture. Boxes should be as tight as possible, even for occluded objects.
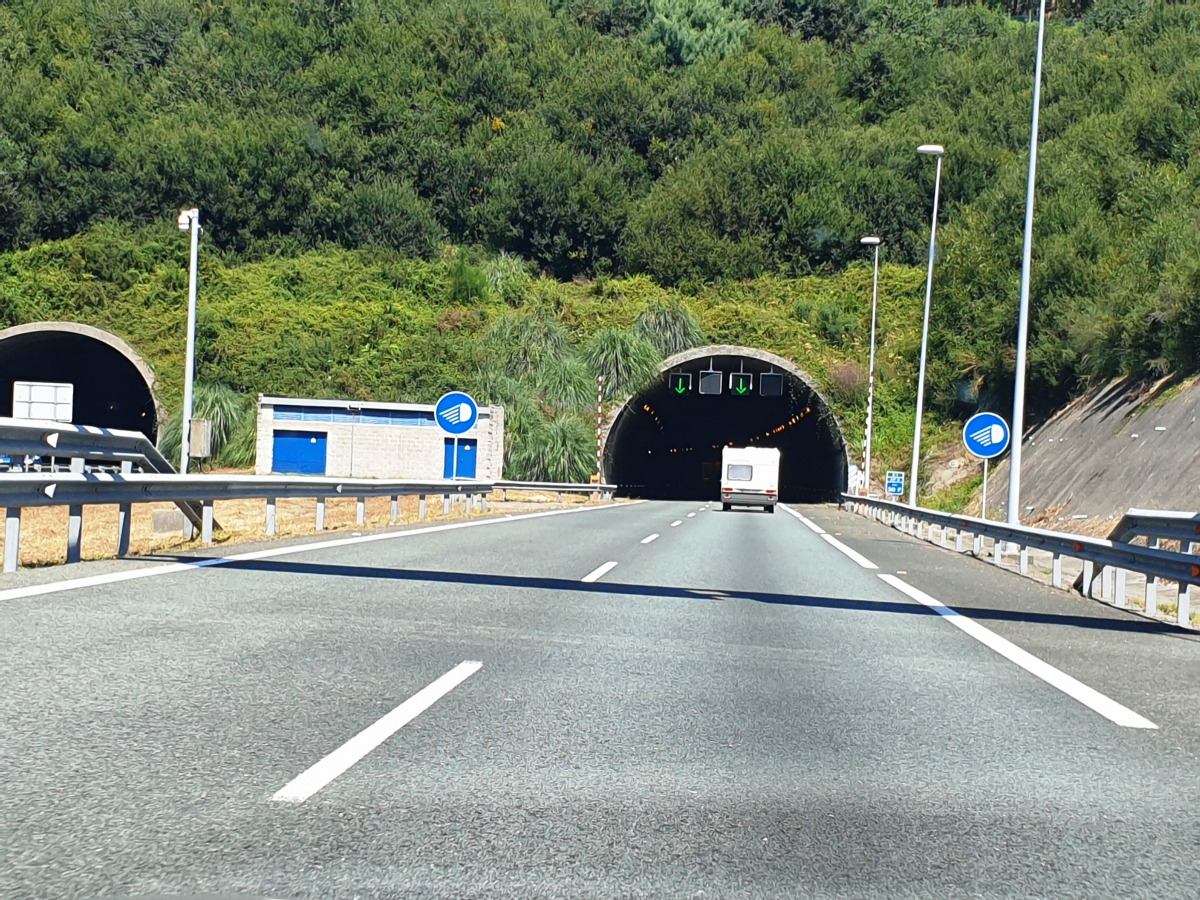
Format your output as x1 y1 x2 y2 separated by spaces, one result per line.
1 0 1199 489
0 225 942 482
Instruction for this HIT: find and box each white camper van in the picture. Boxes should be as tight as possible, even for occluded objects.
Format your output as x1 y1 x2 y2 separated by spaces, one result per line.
720 446 780 512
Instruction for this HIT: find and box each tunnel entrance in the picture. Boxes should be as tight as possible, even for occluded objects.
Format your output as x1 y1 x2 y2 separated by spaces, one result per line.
605 346 848 503
0 322 160 438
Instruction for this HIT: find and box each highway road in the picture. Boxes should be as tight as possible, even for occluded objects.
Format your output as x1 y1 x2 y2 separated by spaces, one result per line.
2 499 1199 898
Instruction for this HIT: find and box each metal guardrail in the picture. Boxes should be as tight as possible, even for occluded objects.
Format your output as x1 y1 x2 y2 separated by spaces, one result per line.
494 480 617 500
0 417 208 531
1109 508 1200 547
0 417 620 573
842 494 1199 628
0 417 175 473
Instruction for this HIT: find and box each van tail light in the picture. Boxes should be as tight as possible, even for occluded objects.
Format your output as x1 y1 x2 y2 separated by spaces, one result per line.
767 489 777 495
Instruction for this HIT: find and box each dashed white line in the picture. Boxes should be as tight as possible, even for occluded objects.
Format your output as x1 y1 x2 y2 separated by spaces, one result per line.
670 520 683 527
582 561 619 582
272 660 483 803
641 534 660 544
878 574 1157 729
687 513 696 518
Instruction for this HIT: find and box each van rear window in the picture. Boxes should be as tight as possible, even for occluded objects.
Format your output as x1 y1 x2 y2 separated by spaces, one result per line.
727 464 752 481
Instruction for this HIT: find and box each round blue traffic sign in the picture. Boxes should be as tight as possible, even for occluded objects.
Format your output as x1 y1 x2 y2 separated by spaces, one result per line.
435 391 479 435
962 411 1010 459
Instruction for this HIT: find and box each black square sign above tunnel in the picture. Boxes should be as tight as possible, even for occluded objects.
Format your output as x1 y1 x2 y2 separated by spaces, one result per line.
759 373 784 397
699 370 722 395
668 372 692 395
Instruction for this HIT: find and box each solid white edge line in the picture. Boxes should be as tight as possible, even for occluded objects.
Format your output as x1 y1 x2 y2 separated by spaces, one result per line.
877 574 1157 730
0 501 636 604
670 520 682 527
641 534 660 544
272 660 483 803
581 561 619 583
778 504 826 534
819 533 878 569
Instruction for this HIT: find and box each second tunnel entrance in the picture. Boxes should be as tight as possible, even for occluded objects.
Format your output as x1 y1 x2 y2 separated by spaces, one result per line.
605 346 848 503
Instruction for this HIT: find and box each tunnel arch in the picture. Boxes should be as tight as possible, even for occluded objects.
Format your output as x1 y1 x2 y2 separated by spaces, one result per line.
604 345 849 502
0 322 160 438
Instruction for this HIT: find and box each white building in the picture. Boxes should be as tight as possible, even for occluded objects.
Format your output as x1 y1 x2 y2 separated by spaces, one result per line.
255 396 504 480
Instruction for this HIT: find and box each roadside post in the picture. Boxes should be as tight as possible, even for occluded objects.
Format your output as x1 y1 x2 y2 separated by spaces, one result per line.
962 412 1011 521
435 391 479 481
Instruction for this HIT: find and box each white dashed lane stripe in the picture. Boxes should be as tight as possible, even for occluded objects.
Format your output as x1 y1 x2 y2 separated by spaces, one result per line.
272 661 483 803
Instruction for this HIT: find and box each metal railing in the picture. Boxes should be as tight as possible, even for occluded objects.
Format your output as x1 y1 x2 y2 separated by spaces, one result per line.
1109 508 1200 547
494 480 616 502
0 417 621 573
842 494 1199 628
0 417 208 530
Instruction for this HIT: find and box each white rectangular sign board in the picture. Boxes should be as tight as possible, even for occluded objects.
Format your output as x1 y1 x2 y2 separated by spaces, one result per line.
13 381 73 423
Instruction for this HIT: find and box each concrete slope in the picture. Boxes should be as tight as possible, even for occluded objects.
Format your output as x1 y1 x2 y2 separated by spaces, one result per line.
986 377 1200 525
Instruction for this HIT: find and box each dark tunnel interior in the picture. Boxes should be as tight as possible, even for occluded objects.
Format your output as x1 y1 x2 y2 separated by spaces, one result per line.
606 353 848 503
0 331 158 437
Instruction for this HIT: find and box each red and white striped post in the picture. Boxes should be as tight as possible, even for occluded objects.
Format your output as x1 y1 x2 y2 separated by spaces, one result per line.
593 374 605 499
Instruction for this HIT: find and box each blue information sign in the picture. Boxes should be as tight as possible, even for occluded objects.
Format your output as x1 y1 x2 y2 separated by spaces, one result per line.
885 471 905 497
962 411 1010 460
435 391 479 436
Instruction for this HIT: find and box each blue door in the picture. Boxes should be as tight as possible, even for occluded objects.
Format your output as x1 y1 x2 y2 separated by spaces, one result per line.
443 438 477 478
273 430 327 475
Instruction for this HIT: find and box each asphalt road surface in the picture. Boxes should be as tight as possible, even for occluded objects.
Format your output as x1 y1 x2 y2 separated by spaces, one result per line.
2 500 1199 899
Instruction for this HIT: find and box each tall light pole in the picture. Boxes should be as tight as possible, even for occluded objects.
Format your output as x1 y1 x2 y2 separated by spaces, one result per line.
909 143 944 507
860 235 882 497
1007 0 1048 526
177 208 201 475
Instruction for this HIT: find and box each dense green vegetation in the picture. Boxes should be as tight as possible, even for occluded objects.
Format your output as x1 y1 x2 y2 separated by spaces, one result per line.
0 224 932 478
1 0 1199 484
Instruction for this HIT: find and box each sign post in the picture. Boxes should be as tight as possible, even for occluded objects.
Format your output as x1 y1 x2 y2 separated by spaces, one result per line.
435 391 479 480
962 412 1011 520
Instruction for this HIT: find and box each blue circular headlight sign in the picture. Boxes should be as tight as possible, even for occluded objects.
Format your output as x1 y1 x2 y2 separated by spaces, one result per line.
435 391 479 436
962 411 1011 460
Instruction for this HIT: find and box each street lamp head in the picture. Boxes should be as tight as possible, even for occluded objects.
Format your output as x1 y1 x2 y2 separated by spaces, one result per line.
860 236 881 246
177 208 199 230
917 144 945 156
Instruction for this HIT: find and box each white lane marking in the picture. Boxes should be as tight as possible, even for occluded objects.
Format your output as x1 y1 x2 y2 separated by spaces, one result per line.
641 534 660 544
582 561 619 583
670 520 683 527
819 533 878 569
687 513 696 518
878 574 1157 729
0 502 634 605
779 504 826 534
272 661 483 802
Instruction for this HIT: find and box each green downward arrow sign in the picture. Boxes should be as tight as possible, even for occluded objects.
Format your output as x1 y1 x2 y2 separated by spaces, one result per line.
736 383 747 394
675 382 687 393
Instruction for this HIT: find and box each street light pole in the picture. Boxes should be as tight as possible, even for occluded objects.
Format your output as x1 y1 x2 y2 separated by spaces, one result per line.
1007 0 1048 526
910 144 944 507
177 208 200 475
860 235 882 497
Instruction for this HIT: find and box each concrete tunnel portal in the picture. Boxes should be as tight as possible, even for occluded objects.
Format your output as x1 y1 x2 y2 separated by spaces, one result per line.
0 322 160 438
605 346 849 503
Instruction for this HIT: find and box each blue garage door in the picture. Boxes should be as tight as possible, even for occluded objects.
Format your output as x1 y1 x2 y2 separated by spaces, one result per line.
273 430 327 475
443 438 477 478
